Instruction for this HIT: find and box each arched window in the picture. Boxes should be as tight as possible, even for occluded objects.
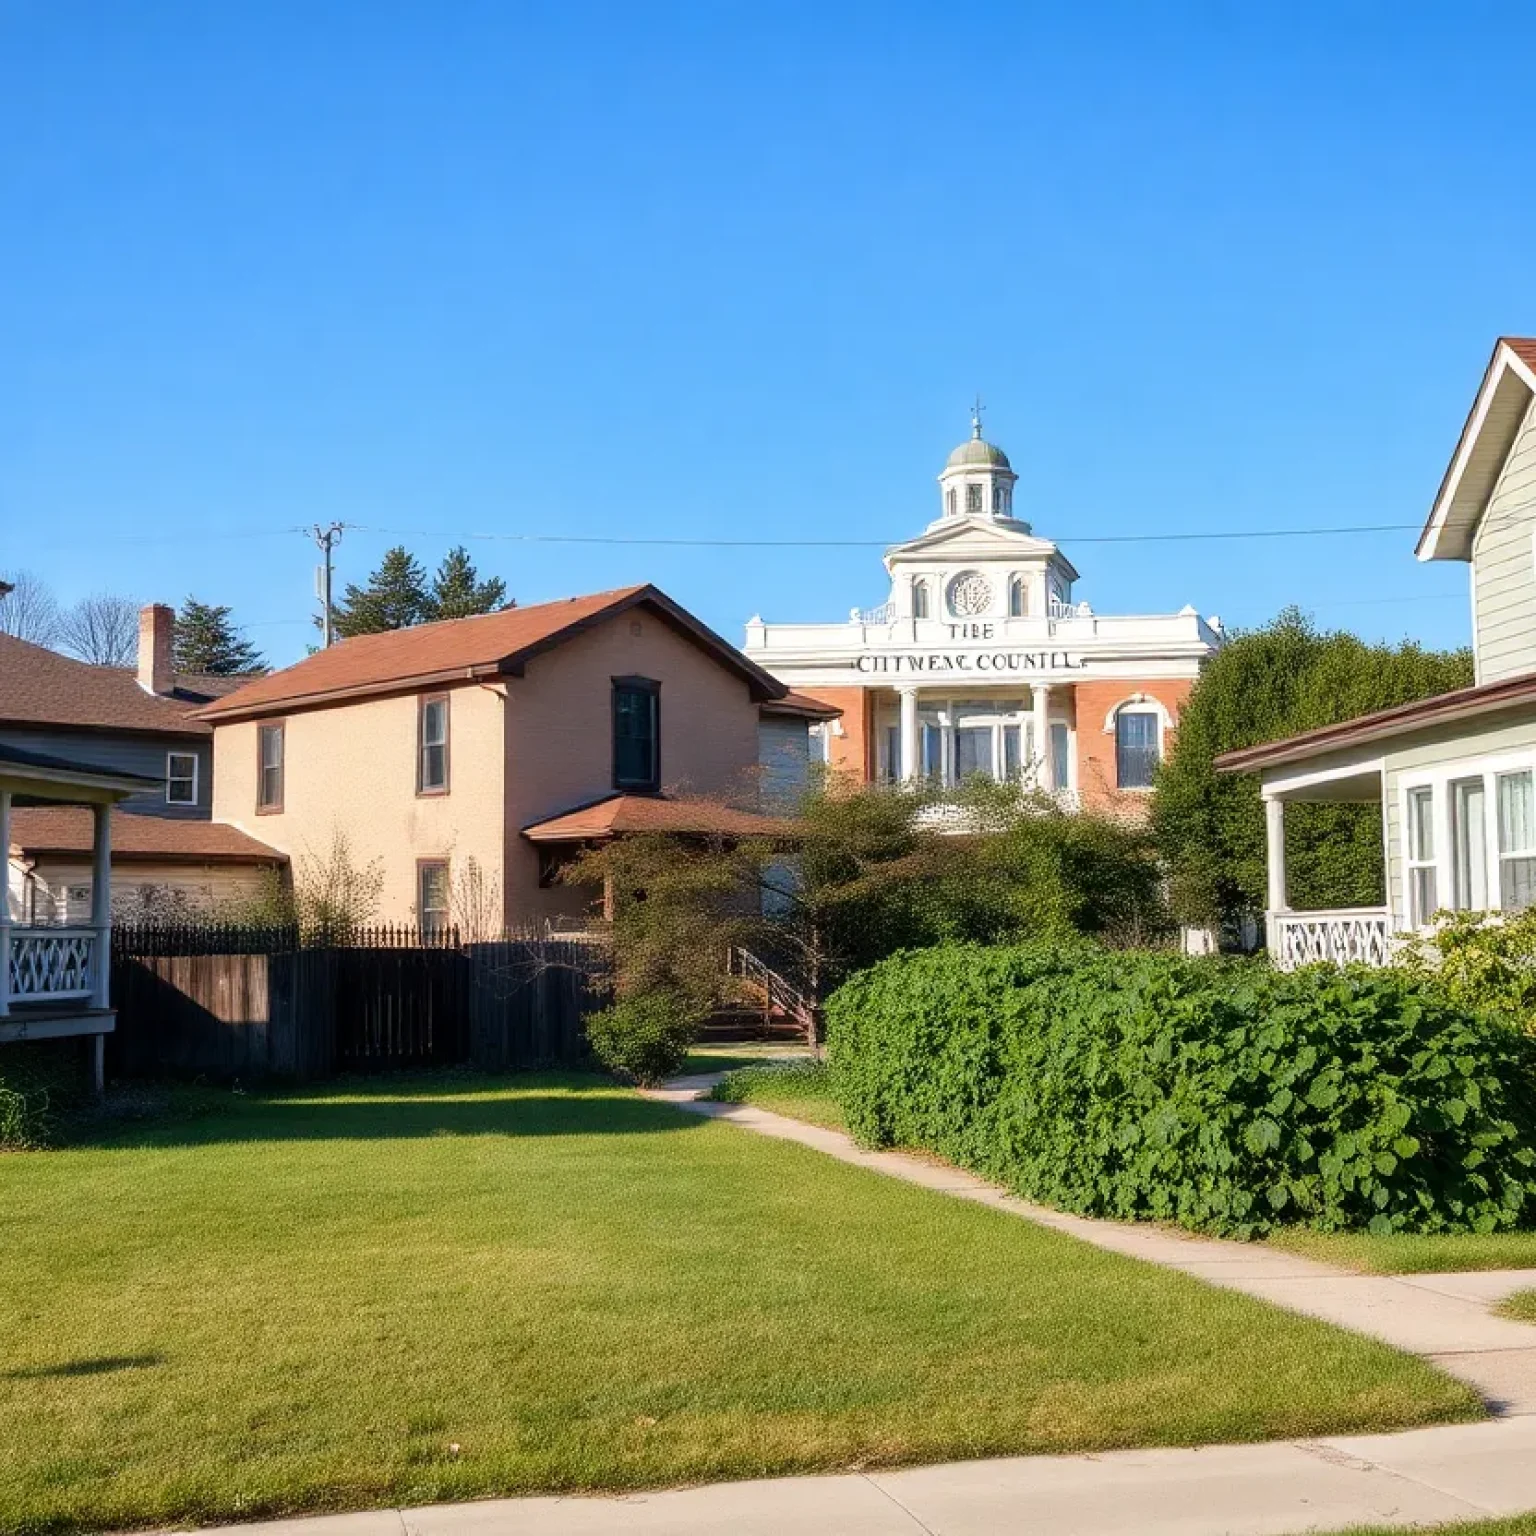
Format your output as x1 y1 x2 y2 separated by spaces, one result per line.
1103 695 1174 791
946 487 957 516
912 579 930 619
994 484 1009 515
1008 576 1027 617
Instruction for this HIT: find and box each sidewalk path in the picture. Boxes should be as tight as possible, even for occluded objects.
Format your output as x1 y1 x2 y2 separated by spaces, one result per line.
159 1077 1536 1536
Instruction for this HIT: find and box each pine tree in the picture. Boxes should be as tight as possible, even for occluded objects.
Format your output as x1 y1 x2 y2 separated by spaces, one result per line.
173 598 265 674
332 547 433 637
429 546 512 620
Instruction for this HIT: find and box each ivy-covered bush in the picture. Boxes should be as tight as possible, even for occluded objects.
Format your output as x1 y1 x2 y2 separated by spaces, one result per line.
827 944 1536 1237
585 990 703 1085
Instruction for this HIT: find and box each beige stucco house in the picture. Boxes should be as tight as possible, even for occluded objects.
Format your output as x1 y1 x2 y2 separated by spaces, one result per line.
1218 337 1536 967
202 584 835 931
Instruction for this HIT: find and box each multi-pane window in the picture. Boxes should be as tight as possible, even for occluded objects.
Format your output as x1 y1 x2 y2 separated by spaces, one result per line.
257 723 284 811
1115 710 1160 790
418 694 449 794
1406 785 1438 925
965 483 984 514
1450 776 1488 910
912 579 930 619
417 860 450 933
1008 577 1027 617
993 485 1008 515
1497 771 1536 912
613 678 660 792
166 751 198 806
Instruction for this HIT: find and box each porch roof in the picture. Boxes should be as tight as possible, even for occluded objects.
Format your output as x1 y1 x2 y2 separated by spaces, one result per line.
522 792 794 844
1213 671 1536 778
0 742 157 806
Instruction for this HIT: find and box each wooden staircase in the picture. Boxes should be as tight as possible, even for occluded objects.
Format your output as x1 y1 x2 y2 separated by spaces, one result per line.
699 948 816 1044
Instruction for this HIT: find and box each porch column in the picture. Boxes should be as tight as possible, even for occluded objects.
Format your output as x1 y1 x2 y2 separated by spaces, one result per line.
1264 795 1288 913
1033 683 1052 789
897 686 920 782
90 801 112 1011
0 788 10 1019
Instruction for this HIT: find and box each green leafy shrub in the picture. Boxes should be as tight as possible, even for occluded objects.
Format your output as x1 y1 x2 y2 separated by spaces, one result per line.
1398 909 1536 1034
585 991 703 1085
828 944 1536 1237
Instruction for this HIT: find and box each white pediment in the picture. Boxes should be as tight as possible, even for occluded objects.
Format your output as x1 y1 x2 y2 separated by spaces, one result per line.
885 515 1079 581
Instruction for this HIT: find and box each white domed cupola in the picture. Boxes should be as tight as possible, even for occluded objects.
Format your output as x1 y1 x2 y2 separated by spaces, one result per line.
938 400 1020 523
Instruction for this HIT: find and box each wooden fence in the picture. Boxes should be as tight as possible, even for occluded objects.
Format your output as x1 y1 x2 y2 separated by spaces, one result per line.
108 925 605 1080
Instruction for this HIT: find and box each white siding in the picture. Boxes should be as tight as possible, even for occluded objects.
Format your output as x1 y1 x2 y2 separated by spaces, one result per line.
1472 395 1536 683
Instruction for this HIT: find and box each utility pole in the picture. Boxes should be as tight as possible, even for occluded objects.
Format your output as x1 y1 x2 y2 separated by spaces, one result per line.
308 523 346 647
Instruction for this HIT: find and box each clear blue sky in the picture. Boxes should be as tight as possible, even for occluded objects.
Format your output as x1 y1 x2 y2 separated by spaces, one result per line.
3 2 1532 664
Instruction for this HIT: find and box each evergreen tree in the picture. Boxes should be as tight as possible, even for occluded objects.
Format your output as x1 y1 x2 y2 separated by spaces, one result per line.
173 598 264 675
332 547 433 637
1151 608 1473 931
429 545 512 620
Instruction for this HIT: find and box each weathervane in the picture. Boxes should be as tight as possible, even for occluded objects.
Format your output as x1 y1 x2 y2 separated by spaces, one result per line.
970 394 985 439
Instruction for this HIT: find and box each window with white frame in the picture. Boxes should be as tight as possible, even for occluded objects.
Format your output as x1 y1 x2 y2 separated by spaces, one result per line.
965 483 984 514
1008 576 1027 617
418 693 449 794
1449 776 1488 910
417 859 450 933
1406 785 1438 925
912 579 930 619
166 751 198 806
1496 770 1536 911
1115 710 1160 790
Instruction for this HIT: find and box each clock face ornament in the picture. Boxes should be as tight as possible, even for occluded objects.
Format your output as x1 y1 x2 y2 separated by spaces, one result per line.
948 571 992 618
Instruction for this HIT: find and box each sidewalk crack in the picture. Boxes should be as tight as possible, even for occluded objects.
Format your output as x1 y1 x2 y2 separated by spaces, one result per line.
860 1473 939 1534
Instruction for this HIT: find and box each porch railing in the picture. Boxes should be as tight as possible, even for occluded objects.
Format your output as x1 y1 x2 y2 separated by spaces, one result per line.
1267 908 1395 971
3 926 101 1011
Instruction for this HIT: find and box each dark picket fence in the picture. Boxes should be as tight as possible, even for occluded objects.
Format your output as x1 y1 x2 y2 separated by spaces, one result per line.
108 923 606 1081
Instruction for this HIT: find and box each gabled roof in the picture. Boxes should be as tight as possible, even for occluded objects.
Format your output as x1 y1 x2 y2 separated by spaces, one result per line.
201 585 789 722
522 792 793 843
885 515 1080 582
0 634 212 737
9 807 286 864
1417 338 1536 562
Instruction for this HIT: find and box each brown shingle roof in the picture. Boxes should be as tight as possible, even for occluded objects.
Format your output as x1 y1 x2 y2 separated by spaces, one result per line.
0 634 210 736
761 690 842 720
201 585 787 721
522 793 794 843
1506 337 1536 372
9 807 285 864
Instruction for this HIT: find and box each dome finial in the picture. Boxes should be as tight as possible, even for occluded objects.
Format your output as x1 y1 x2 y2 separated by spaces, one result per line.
970 393 985 439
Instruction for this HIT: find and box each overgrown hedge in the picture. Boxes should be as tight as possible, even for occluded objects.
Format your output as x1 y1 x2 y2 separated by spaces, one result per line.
827 945 1536 1237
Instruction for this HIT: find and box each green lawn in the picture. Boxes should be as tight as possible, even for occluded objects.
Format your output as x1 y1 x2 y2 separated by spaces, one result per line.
0 1075 1482 1535
1499 1290 1536 1322
681 1043 813 1075
1326 1519 1536 1536
707 1057 845 1129
1267 1229 1536 1274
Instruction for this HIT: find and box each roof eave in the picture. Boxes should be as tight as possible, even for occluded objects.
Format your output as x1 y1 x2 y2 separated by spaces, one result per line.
198 663 507 723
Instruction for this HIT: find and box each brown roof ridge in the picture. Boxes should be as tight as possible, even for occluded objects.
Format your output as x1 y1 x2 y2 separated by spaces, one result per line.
1215 670 1536 774
200 583 786 721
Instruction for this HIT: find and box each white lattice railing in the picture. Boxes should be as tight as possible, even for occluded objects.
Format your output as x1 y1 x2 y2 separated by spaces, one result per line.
1268 909 1396 971
7 927 98 1002
851 601 894 624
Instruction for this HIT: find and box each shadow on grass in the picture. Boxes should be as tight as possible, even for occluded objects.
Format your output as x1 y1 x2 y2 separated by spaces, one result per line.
59 1073 707 1152
4 1354 165 1380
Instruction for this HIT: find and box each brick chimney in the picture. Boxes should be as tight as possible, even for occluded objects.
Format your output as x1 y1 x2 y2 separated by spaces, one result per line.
137 604 175 695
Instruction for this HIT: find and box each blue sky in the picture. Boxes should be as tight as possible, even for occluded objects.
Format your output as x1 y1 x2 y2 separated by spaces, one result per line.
3 2 1532 665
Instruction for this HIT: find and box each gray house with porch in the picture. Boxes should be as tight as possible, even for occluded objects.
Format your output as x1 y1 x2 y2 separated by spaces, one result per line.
1219 337 1536 966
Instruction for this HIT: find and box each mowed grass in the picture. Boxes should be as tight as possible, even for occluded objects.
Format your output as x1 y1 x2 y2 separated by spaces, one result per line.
1267 1229 1536 1274
1499 1290 1536 1322
0 1076 1481 1535
1325 1518 1536 1536
707 1058 845 1129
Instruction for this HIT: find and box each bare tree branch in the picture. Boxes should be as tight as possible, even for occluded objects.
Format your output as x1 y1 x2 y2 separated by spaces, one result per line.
57 593 140 666
0 570 62 647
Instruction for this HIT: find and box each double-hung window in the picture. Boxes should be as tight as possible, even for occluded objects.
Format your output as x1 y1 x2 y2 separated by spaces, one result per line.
1496 770 1536 912
257 723 285 812
417 859 450 934
418 694 449 794
1406 785 1438 925
1449 776 1488 910
166 751 198 806
612 677 660 792
1115 710 1160 790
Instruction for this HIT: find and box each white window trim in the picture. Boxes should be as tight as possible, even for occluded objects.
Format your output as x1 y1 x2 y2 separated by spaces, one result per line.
1403 783 1440 928
1397 746 1536 928
166 750 199 806
1102 694 1171 794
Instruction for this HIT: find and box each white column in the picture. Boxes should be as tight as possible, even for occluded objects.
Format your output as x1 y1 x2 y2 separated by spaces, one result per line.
0 788 11 1019
897 687 920 782
1032 684 1052 790
1265 796 1288 913
90 801 112 1010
